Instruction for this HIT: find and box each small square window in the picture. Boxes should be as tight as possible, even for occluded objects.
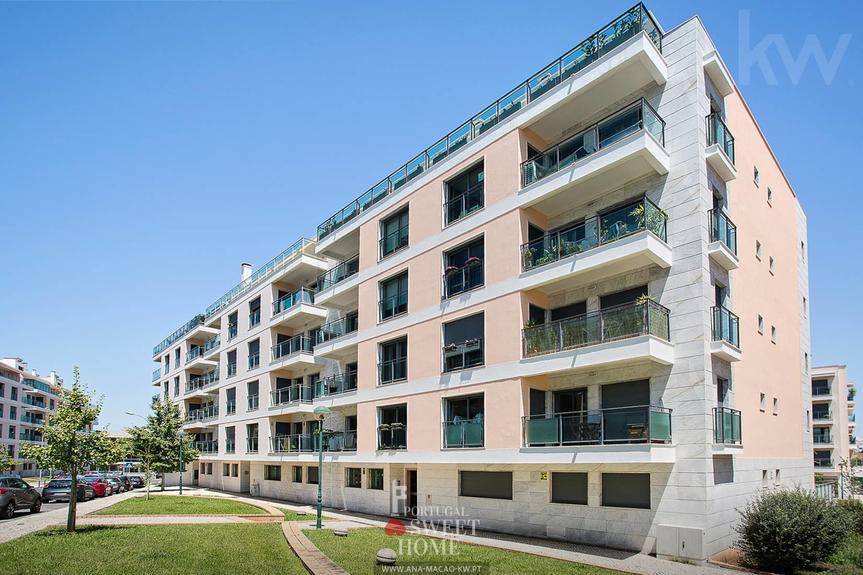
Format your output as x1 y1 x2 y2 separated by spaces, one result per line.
292 466 303 483
758 315 764 334
771 326 777 343
345 467 362 488
805 353 810 373
368 468 384 490
754 166 760 186
756 241 762 260
760 393 766 411
803 297 808 317
769 257 775 274
307 466 319 485
773 397 779 415
265 465 281 481
767 188 773 204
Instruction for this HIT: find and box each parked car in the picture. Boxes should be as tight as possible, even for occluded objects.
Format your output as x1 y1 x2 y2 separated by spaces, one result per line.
0 475 42 518
103 476 123 494
82 476 113 497
42 479 95 503
117 475 132 491
129 476 145 489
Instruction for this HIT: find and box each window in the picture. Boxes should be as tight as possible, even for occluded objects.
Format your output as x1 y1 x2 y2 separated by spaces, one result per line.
378 404 407 449
771 326 777 343
380 207 409 258
246 423 259 452
249 297 261 328
756 240 762 260
223 463 230 476
292 466 303 483
758 315 764 334
11 387 17 401
227 350 237 377
369 468 384 490
806 410 811 431
379 337 407 385
247 381 259 411
10 407 17 420
760 393 766 411
753 166 759 186
443 237 484 298
225 427 235 453
379 271 408 321
773 397 779 415
248 339 260 370
803 296 808 317
175 347 181 367
769 256 775 274
801 241 806 261
228 311 238 340
345 467 362 488
601 473 650 509
444 162 484 225
307 466 319 484
443 394 484 448
442 313 484 372
551 472 588 505
713 455 734 485
173 376 180 397
459 471 512 500
805 353 810 373
265 465 281 481
207 463 213 475
232 464 239 477
767 187 773 204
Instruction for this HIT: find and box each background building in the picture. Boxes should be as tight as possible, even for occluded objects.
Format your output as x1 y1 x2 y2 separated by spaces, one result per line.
811 365 856 495
149 4 812 560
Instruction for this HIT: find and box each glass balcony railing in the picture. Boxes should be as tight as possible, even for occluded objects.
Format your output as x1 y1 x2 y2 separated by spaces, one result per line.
249 309 261 328
203 335 220 355
711 306 740 348
246 437 259 453
23 396 46 409
272 288 316 317
379 357 407 385
443 259 484 298
443 419 484 448
325 431 357 452
225 439 235 454
522 299 670 358
315 371 358 397
186 347 204 363
20 414 44 426
709 209 737 255
22 379 58 396
271 385 313 406
186 369 219 393
814 457 834 469
713 407 742 445
19 431 45 443
379 292 408 321
316 315 359 344
814 431 833 445
271 335 314 361
153 314 204 356
813 410 832 421
812 384 832 397
192 440 218 454
444 182 484 226
706 113 735 164
317 3 662 240
247 394 259 411
523 405 672 446
318 254 360 291
379 225 409 258
377 423 407 450
248 353 260 370
152 369 161 382
521 197 666 271
186 405 218 423
442 339 484 373
521 98 665 187
271 434 315 453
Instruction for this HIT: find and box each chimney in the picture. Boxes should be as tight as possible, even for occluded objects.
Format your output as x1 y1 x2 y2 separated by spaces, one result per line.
241 263 253 281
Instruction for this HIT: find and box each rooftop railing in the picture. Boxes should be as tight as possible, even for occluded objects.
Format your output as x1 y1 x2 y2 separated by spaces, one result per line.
711 306 740 348
709 209 737 255
22 379 59 396
523 405 671 446
713 407 742 445
153 314 204 356
317 3 662 240
522 299 670 358
706 113 735 164
318 254 360 291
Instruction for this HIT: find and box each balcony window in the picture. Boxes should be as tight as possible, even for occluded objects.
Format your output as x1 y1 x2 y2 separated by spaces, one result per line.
814 428 833 444
378 404 407 450
443 238 484 298
249 297 261 328
248 339 260 370
379 207 409 259
271 377 313 405
443 394 484 448
317 312 358 344
316 366 358 397
712 306 740 348
709 209 737 255
444 163 484 225
379 337 407 385
227 312 238 340
814 452 833 468
812 379 831 397
225 427 235 453
442 313 484 372
226 388 236 415
706 113 735 164
813 405 831 420
379 272 408 321
521 197 666 271
713 407 742 444
247 381 259 411
246 424 258 453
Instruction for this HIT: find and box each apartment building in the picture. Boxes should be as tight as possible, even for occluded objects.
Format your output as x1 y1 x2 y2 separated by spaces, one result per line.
811 365 855 484
0 357 64 476
150 4 812 560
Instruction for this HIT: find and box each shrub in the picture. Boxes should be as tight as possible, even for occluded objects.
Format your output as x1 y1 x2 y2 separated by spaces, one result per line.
734 488 851 573
837 498 863 535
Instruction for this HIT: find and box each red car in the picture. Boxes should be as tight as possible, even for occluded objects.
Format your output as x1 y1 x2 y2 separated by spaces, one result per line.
81 477 113 497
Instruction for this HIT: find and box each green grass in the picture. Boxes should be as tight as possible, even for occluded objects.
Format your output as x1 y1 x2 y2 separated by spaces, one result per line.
799 534 863 574
305 528 621 575
281 509 314 521
0 524 306 575
93 495 266 516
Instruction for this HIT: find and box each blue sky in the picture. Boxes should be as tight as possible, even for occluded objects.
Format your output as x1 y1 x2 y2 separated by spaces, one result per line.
0 1 859 430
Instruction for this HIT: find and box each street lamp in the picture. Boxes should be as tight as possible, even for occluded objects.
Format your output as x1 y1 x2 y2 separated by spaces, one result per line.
313 406 331 529
178 431 186 495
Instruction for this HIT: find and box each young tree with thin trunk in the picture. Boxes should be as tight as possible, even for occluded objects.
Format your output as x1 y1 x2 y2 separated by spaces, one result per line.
141 398 197 491
20 367 118 532
128 426 158 500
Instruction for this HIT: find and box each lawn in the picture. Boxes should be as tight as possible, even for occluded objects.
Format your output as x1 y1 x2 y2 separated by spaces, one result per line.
801 533 863 574
93 495 266 516
281 509 315 521
305 528 620 575
0 524 306 575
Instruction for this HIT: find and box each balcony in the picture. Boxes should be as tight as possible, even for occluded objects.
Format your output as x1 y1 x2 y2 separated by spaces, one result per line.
706 113 736 181
152 368 161 382
202 335 220 357
325 431 357 452
271 434 315 453
270 385 313 407
814 457 834 469
22 379 59 396
377 423 407 450
711 306 742 362
443 339 484 373
316 3 664 254
270 335 317 369
185 405 218 427
19 430 45 443
812 384 832 398
185 369 219 396
20 414 44 426
523 405 672 446
22 396 46 410
271 288 327 329
194 440 218 455
813 410 833 422
814 431 833 445
316 254 360 307
713 407 742 445
443 419 484 448
315 371 358 397
708 209 739 270
153 314 205 357
186 346 218 370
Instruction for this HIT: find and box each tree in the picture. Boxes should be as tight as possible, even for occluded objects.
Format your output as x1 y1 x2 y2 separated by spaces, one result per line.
20 367 118 532
0 450 16 472
128 426 158 500
136 398 197 491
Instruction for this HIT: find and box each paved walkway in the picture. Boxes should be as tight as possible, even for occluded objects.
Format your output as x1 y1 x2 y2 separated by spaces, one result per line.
282 521 349 575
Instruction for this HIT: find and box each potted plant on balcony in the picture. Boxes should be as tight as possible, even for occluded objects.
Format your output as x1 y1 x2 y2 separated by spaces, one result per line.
465 256 481 266
522 246 537 269
443 343 458 353
444 264 460 275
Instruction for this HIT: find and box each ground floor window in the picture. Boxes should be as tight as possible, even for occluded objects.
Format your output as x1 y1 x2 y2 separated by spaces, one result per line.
601 473 650 509
368 468 384 490
231 464 239 477
223 464 230 476
345 467 362 488
206 463 213 475
459 471 512 500
265 465 281 481
551 472 587 505
307 466 319 484
292 466 303 483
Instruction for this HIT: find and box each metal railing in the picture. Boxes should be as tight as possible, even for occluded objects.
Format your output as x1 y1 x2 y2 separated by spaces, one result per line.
246 437 259 453
227 362 237 377
377 423 407 450
271 434 315 453
711 306 740 348
709 209 737 255
814 431 833 445
813 410 832 421
272 288 316 316
521 197 666 271
19 431 45 443
271 335 314 361
225 439 235 453
443 419 484 448
186 346 204 363
706 113 735 164
443 339 484 372
186 369 219 393
317 3 661 240
225 400 236 416
814 457 834 469
379 224 409 258
153 314 205 356
22 396 46 408
248 352 260 370
316 315 359 344
271 385 313 406
247 394 259 411
316 371 358 397
249 309 261 328
379 291 408 321
444 182 484 226
523 405 672 446
193 440 218 454
152 368 161 382
523 299 670 358
227 322 238 340
20 414 44 425
521 98 665 187
379 357 407 385
318 254 360 291
186 405 218 423
203 335 220 355
713 407 741 445
812 384 832 397
443 259 483 298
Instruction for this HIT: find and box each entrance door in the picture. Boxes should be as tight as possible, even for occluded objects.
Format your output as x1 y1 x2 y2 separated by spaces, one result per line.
406 469 418 517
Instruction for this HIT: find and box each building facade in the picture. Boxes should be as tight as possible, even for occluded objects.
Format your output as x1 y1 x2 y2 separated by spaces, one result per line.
0 358 64 476
811 365 855 486
150 4 812 560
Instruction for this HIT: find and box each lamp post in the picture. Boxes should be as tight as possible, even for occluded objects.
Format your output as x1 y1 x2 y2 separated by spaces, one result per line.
178 431 186 495
314 406 331 529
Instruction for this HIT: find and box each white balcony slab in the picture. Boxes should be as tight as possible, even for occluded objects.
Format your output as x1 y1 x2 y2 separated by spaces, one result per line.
185 356 218 371
707 240 739 270
706 144 736 181
703 50 735 97
313 331 359 360
710 340 742 362
270 303 328 330
519 335 674 377
269 352 320 371
314 275 360 308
